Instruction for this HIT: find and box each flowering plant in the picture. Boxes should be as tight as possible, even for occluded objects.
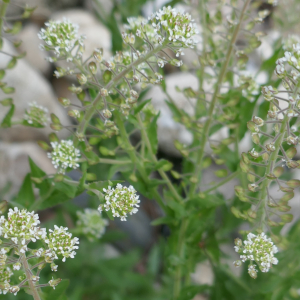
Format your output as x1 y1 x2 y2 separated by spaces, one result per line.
1 0 300 298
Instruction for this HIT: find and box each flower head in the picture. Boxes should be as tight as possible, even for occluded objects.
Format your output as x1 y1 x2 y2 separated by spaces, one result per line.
98 184 140 221
38 19 85 57
0 208 46 245
149 6 198 48
45 225 79 262
47 140 81 174
76 209 108 241
233 232 278 277
24 102 49 127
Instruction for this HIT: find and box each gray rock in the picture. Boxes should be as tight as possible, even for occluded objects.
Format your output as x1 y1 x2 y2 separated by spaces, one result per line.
0 41 70 141
18 24 52 76
144 72 197 156
0 142 55 200
51 9 112 60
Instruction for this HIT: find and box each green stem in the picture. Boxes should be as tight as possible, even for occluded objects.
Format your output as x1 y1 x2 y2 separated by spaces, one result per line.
173 218 189 300
98 158 132 165
136 113 182 203
203 171 240 194
0 1 9 37
114 112 167 211
189 0 251 197
257 114 289 229
20 253 41 300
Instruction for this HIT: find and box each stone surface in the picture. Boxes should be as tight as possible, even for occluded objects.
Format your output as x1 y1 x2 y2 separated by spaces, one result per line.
51 9 112 60
144 72 197 156
18 23 52 76
0 41 71 142
0 142 55 200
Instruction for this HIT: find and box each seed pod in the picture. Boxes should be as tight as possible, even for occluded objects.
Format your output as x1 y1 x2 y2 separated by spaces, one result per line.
50 113 61 125
252 133 260 144
286 179 300 188
281 214 293 223
273 166 284 177
286 160 300 169
280 192 294 202
241 152 250 164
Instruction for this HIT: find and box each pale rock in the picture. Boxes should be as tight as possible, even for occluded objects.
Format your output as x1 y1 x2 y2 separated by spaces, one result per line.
0 40 70 141
18 24 51 76
51 9 112 60
0 142 55 199
191 260 214 286
144 72 197 156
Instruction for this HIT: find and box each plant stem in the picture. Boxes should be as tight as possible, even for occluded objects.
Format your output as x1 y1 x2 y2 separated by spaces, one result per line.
203 170 240 194
173 218 189 300
257 114 289 229
136 113 182 203
20 253 41 300
0 0 9 37
189 0 251 197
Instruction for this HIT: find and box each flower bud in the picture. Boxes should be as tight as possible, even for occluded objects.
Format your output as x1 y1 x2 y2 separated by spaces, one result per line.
286 160 300 169
233 260 242 267
249 148 259 159
77 74 87 85
286 136 298 145
88 62 97 74
130 90 139 99
103 109 112 119
266 143 275 152
58 97 71 107
252 116 264 126
49 277 62 289
68 85 82 94
101 88 108 97
93 48 103 62
251 133 260 144
50 123 63 131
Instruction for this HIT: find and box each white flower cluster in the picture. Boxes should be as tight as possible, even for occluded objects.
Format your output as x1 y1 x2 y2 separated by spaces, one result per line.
149 6 198 49
0 208 79 295
45 225 79 262
283 34 300 52
233 233 278 278
38 19 85 57
0 208 46 249
76 209 108 241
24 102 50 127
275 42 300 78
98 184 140 221
48 140 81 174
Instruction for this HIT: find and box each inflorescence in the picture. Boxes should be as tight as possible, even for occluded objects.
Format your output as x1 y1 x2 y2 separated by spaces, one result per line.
47 140 81 174
76 209 108 241
98 184 140 221
233 233 278 279
0 208 79 295
24 102 50 127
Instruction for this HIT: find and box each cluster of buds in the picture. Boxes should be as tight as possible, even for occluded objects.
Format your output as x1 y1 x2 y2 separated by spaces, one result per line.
233 233 278 278
98 184 140 221
0 208 79 295
76 209 108 241
47 140 81 174
38 19 85 59
24 102 50 127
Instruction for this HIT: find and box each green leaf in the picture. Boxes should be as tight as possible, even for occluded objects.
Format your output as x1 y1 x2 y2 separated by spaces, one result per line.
14 174 35 208
188 194 225 209
154 159 173 171
146 112 160 154
1 104 14 128
134 99 151 114
151 216 174 226
44 279 69 300
6 57 17 69
54 181 77 198
29 157 50 196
